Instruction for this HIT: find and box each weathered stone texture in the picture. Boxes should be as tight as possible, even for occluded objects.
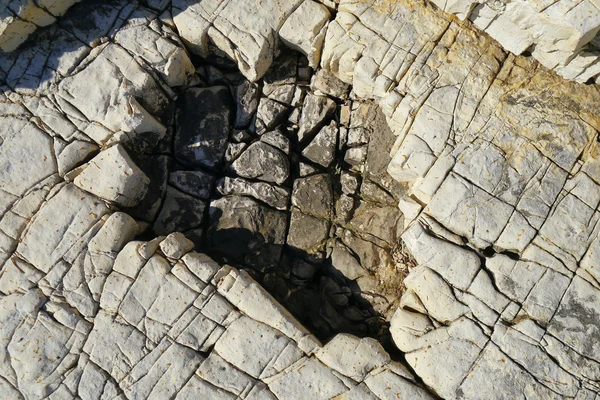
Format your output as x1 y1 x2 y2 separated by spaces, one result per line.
1 0 600 398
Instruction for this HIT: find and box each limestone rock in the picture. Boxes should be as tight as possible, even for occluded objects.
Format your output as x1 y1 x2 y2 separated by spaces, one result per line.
279 0 331 68
74 144 149 207
291 174 333 219
3 0 600 398
302 120 337 168
216 176 290 211
207 195 287 269
229 142 290 185
175 86 233 169
57 43 168 145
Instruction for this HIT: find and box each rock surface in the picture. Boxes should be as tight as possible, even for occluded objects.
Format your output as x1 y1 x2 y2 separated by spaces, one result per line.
2 0 600 399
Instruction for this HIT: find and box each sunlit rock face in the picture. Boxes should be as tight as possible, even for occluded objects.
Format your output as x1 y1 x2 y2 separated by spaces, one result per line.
0 0 81 52
427 0 600 83
2 0 600 399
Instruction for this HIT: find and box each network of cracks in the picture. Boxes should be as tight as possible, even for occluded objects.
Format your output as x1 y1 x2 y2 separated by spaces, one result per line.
1 0 413 348
5 0 600 398
129 45 412 347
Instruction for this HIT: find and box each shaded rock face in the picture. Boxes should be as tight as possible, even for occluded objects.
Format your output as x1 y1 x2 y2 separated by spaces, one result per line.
2 0 600 399
207 195 288 270
175 86 233 169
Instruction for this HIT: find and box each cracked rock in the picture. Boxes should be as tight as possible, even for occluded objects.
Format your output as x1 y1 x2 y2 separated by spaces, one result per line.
175 86 233 169
74 144 149 207
207 195 287 270
229 141 290 185
4 0 600 398
302 120 337 168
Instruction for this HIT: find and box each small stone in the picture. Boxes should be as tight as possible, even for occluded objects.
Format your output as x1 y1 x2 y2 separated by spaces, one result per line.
298 162 320 177
291 259 317 281
229 142 290 185
340 171 359 195
255 97 290 134
302 120 337 168
216 177 290 211
261 129 291 154
292 174 333 219
297 93 336 143
347 127 369 147
231 129 253 143
297 66 312 83
175 86 233 169
160 232 195 259
74 144 149 207
344 146 367 166
224 142 248 164
335 194 356 224
235 80 259 128
263 83 296 105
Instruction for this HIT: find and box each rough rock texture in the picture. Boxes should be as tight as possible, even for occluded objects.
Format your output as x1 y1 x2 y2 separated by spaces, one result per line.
428 0 600 82
0 0 80 52
2 0 600 398
2 231 433 399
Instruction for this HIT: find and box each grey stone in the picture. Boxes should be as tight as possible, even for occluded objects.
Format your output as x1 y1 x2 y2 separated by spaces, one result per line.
168 170 214 200
256 97 290 133
225 142 248 164
235 80 259 128
207 196 287 270
335 194 356 224
297 93 336 143
287 211 330 254
229 142 290 185
340 171 359 195
344 146 367 166
291 174 333 219
302 120 337 168
216 177 290 211
153 186 206 235
175 86 233 169
261 129 291 154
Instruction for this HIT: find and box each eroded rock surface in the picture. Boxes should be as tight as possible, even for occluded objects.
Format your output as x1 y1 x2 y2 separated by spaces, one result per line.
2 0 600 398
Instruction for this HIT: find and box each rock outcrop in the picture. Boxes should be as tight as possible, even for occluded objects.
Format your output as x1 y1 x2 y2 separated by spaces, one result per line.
2 0 600 399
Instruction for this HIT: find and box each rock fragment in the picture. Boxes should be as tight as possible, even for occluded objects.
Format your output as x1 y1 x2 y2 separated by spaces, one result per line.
74 144 149 207
229 142 290 185
175 86 233 169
